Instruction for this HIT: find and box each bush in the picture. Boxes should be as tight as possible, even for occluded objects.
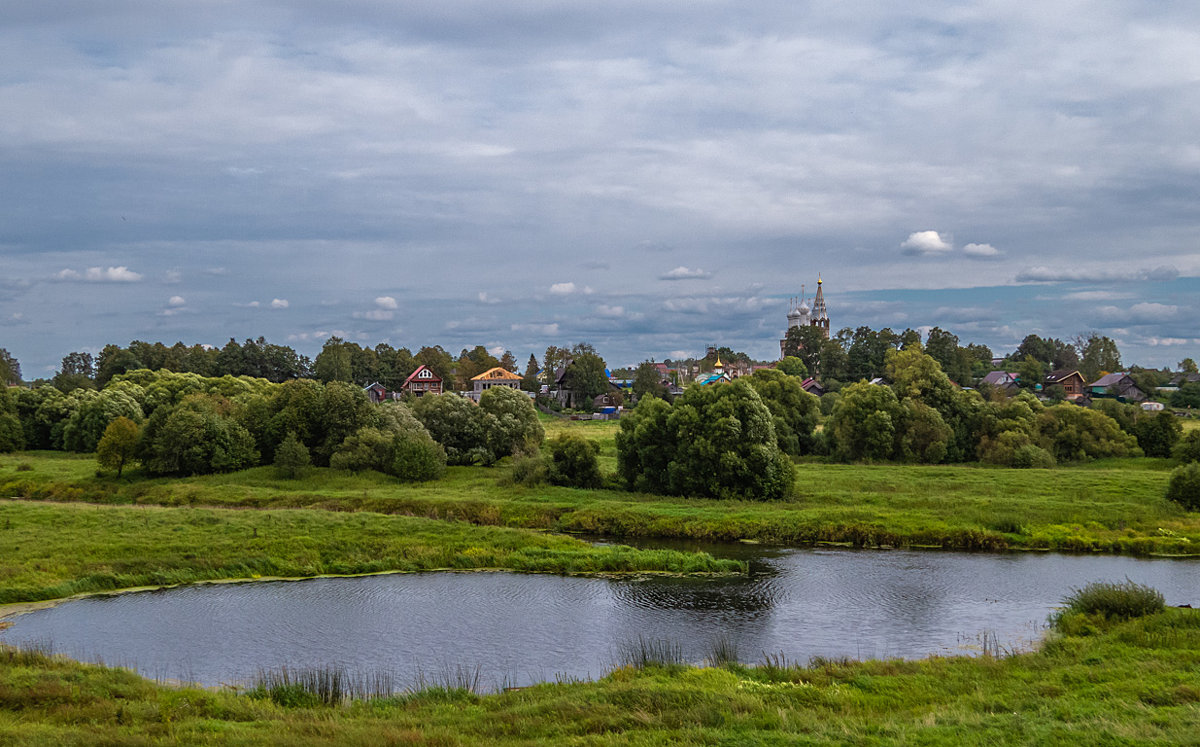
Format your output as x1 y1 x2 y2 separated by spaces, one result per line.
96 416 140 477
138 394 259 475
546 433 602 489
274 432 311 479
0 412 24 453
508 452 548 486
1166 462 1200 511
1056 580 1165 625
480 386 544 457
1133 411 1183 458
1010 443 1056 469
1174 430 1200 463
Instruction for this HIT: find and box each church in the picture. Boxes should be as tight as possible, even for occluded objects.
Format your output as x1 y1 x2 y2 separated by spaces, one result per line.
779 277 830 359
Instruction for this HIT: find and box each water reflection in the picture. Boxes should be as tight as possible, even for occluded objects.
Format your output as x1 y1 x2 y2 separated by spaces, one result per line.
2 546 1196 691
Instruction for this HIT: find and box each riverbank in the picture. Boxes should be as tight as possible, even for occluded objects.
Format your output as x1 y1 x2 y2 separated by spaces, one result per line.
3 450 1196 555
0 500 744 606
1 607 1197 744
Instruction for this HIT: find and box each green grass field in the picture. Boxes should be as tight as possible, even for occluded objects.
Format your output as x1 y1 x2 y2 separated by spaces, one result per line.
2 447 1195 559
2 608 1198 745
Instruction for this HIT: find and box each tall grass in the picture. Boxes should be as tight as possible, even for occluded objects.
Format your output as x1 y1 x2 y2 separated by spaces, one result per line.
616 635 685 669
250 664 397 706
1056 579 1165 623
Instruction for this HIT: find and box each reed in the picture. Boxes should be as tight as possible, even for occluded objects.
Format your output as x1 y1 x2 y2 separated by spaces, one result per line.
616 635 685 669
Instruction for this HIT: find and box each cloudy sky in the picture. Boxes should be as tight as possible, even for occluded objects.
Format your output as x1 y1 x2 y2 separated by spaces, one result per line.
2 1 1199 375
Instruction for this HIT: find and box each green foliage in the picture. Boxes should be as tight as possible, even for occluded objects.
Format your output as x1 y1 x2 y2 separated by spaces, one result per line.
273 431 311 479
1172 382 1200 409
616 380 795 500
313 336 354 382
826 381 903 461
1037 404 1140 462
546 433 602 489
331 422 446 482
96 416 139 477
1166 462 1200 510
632 361 668 401
1133 411 1182 458
138 394 259 475
0 412 24 452
1010 443 1056 469
1057 580 1164 623
0 347 20 385
412 393 494 465
562 352 610 403
775 356 808 378
61 386 145 453
479 386 544 457
1174 430 1200 463
747 368 821 455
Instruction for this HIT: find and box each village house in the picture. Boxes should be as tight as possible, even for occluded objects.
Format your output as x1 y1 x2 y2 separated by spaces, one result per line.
362 381 390 403
1090 372 1148 402
400 365 443 398
1044 369 1087 401
470 366 522 401
980 370 1020 395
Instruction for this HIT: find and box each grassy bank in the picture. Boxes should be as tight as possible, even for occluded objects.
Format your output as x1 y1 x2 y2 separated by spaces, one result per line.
2 607 1198 744
0 501 743 605
3 451 1196 555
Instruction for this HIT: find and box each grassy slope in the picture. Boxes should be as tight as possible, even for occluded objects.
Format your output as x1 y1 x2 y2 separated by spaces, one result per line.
3 449 1196 555
1 609 1198 745
0 501 742 605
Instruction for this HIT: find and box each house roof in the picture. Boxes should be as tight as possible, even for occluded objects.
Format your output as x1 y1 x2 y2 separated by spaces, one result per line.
1045 369 1083 384
363 381 386 392
697 372 728 386
472 366 522 381
401 365 441 388
981 371 1017 386
1091 372 1129 388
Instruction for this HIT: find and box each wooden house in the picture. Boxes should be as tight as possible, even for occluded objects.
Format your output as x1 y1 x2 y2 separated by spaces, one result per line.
363 381 389 404
1090 372 1147 402
1044 369 1087 400
401 365 443 398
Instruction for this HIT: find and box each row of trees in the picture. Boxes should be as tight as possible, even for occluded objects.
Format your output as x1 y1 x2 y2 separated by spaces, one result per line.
0 368 544 479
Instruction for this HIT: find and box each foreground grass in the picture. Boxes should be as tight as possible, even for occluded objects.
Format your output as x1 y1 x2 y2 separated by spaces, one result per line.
3 450 1196 555
0 501 743 605
1 608 1198 745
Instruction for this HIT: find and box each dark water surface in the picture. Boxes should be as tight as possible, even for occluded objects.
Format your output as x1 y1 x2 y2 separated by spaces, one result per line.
3 547 1197 691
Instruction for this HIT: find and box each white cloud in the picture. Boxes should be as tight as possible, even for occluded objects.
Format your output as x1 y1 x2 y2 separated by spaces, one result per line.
374 296 398 310
54 266 144 282
478 292 502 304
1096 302 1180 324
164 270 182 284
1147 337 1192 346
168 295 186 307
1016 266 1180 283
270 298 289 309
595 304 626 317
962 243 1001 259
549 282 576 295
659 266 712 280
354 309 394 321
900 231 952 255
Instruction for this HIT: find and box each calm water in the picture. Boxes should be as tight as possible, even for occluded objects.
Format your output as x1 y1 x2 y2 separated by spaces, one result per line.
2 547 1197 691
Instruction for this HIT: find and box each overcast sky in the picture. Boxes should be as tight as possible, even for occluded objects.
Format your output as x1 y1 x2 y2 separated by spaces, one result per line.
2 1 1199 375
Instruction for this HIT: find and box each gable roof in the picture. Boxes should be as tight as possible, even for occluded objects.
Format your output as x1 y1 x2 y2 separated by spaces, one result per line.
402 365 441 387
472 366 522 381
1091 372 1130 388
981 371 1017 386
1045 369 1084 384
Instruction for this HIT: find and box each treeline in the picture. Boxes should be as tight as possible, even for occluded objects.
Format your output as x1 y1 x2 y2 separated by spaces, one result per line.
0 369 543 478
613 348 1199 501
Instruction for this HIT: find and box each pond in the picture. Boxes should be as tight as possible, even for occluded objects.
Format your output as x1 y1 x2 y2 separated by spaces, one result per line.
2 547 1196 692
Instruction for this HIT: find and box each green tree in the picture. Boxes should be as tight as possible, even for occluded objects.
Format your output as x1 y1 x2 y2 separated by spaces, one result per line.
1174 431 1200 463
616 380 793 500
1166 462 1200 510
0 348 20 385
315 382 376 465
521 354 541 392
825 381 904 461
1037 404 1139 462
313 337 354 383
546 433 602 489
479 385 544 457
412 393 494 465
139 394 259 475
748 368 821 456
1172 383 1200 409
781 325 827 375
776 356 808 378
95 344 143 387
563 352 610 406
1133 411 1183 458
273 431 311 478
1180 358 1199 374
62 387 145 452
1016 355 1045 391
1077 333 1122 382
96 416 140 477
53 352 95 393
0 386 23 452
632 361 668 401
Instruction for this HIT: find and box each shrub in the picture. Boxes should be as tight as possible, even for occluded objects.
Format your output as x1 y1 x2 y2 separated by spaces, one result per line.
480 386 544 457
0 412 23 453
1010 443 1056 469
1133 411 1183 458
546 433 602 489
1173 430 1200 464
1166 462 1200 511
1056 580 1164 624
138 394 259 475
412 393 494 465
508 452 548 486
274 431 311 479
